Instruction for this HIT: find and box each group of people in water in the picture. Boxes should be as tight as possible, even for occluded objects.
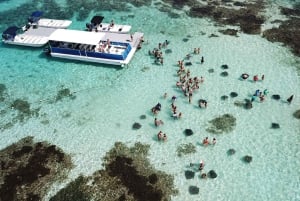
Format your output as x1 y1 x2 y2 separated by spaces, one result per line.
148 40 169 65
176 60 205 104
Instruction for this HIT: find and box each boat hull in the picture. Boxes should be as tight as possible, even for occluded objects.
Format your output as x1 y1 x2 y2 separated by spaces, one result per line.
2 39 47 47
50 52 130 66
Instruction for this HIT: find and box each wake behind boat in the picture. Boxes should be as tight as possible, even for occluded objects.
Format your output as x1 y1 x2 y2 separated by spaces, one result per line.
28 11 72 29
44 29 144 66
86 16 131 34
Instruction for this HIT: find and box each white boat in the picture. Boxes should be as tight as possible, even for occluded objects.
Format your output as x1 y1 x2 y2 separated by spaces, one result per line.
86 16 131 34
2 26 58 47
28 11 72 29
45 29 144 66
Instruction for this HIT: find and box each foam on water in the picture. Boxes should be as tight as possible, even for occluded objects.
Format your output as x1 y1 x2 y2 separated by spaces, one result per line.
0 2 299 201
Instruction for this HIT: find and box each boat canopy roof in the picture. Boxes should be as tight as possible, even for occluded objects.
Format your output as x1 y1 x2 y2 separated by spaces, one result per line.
28 11 43 23
49 29 106 45
91 16 104 25
3 26 20 36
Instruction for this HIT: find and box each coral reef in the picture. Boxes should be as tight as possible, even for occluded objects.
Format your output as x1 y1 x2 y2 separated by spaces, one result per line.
0 83 6 102
263 7 300 57
176 143 196 157
0 136 73 201
50 142 178 201
206 114 236 134
55 88 75 102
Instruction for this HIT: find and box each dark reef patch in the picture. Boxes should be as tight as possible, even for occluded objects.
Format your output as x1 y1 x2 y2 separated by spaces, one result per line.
263 17 300 57
188 1 266 34
176 143 196 157
206 114 236 134
0 136 72 201
50 142 178 201
219 29 238 36
55 88 75 102
0 83 7 102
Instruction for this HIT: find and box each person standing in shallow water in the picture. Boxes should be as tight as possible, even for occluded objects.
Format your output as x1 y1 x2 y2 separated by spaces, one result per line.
201 56 204 64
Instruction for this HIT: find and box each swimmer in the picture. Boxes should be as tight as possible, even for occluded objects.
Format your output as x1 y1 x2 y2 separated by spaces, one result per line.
201 173 207 179
212 138 216 145
163 133 167 142
261 74 265 80
253 75 259 82
203 137 209 146
201 56 204 64
263 89 269 96
157 131 163 141
163 92 168 99
254 89 260 96
172 95 177 102
259 95 265 102
154 118 164 127
199 160 205 171
241 73 249 80
287 95 294 104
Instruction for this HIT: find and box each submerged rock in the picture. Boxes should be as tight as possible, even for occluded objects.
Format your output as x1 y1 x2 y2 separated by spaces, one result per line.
184 129 194 136
165 49 172 54
272 94 281 100
139 115 146 120
271 123 280 129
220 71 229 77
188 186 199 195
185 170 195 179
208 170 217 178
221 95 229 100
293 110 300 119
221 64 229 69
132 122 142 129
227 148 236 155
243 155 253 163
185 61 192 66
208 68 215 73
230 92 238 98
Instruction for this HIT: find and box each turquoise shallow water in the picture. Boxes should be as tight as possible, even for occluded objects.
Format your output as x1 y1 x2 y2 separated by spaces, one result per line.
0 1 300 201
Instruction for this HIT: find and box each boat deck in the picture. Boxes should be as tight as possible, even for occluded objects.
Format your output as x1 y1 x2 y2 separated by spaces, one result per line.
94 23 131 33
24 26 57 37
38 19 72 28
